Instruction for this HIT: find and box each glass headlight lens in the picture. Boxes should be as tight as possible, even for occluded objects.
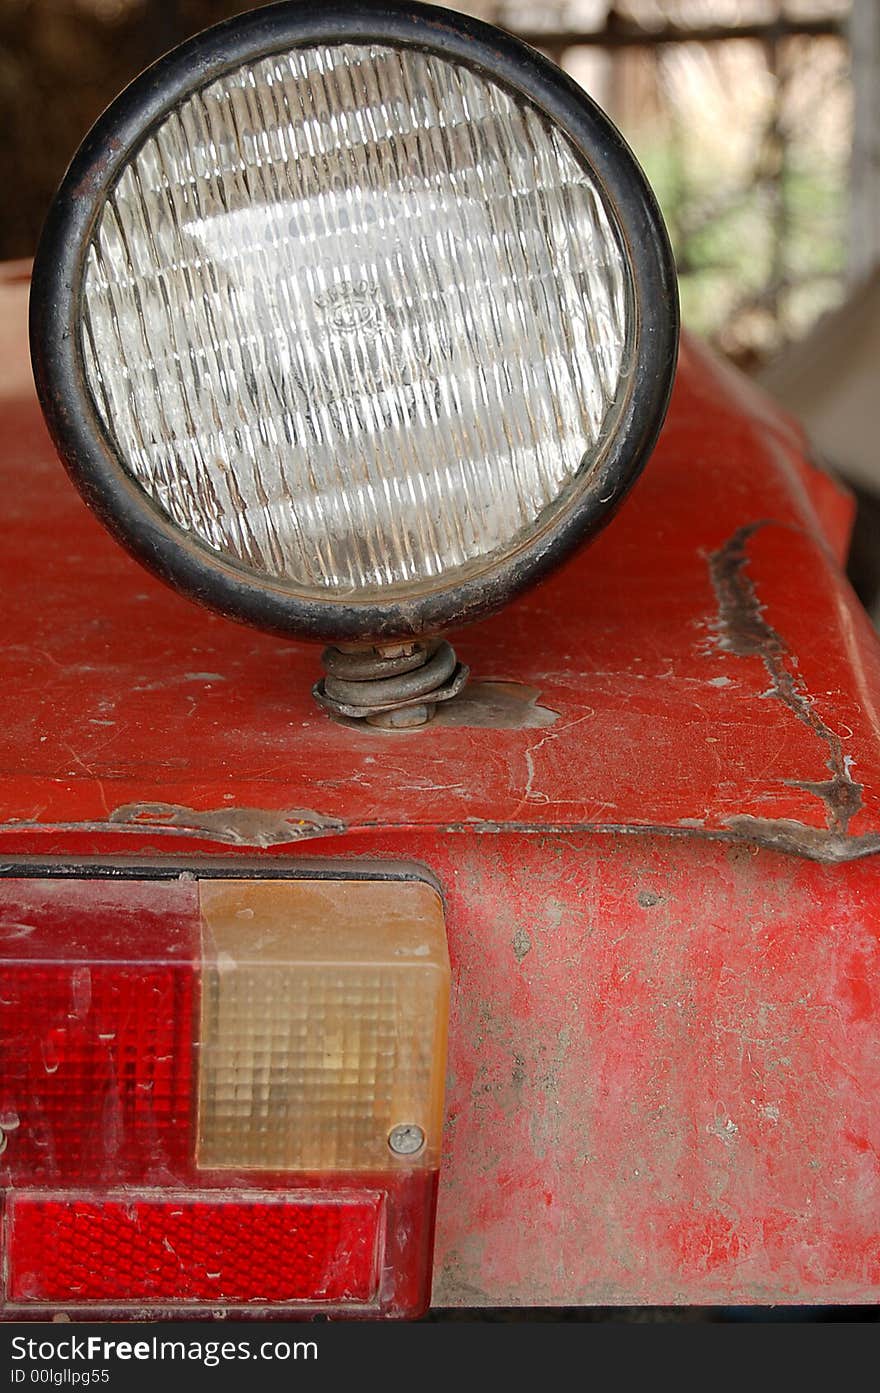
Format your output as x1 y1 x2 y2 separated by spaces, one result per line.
82 42 629 600
31 2 678 643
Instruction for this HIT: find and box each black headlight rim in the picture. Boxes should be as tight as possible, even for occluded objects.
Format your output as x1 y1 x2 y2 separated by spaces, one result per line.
29 0 679 645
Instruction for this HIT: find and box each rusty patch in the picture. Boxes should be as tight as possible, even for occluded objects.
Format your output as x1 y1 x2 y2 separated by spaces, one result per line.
3 814 879 863
433 681 559 730
512 925 532 962
69 136 124 203
708 523 862 835
444 819 880 864
723 815 880 863
107 803 345 848
4 813 879 864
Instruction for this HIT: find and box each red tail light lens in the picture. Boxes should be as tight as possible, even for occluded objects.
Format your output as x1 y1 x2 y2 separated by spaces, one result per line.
0 879 196 1186
7 1192 382 1305
0 875 448 1319
0 965 195 1183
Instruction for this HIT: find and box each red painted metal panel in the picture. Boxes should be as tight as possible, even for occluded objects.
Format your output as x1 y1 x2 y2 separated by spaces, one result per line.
3 265 880 1306
0 274 876 861
294 826 879 1306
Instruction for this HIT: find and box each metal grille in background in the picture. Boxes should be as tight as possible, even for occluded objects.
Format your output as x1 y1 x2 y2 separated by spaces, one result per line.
0 0 854 367
487 0 853 368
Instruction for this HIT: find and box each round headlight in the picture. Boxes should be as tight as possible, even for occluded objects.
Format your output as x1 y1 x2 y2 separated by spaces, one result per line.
30 0 678 726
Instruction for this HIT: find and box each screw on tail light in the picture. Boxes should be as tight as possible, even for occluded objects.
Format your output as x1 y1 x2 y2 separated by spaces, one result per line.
29 0 678 728
0 872 449 1318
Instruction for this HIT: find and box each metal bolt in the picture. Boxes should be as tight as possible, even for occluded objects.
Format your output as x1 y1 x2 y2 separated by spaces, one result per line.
388 1123 426 1157
367 703 434 730
314 640 468 728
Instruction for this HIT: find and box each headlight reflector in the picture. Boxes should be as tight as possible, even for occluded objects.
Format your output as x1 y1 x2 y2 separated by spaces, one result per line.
81 40 631 602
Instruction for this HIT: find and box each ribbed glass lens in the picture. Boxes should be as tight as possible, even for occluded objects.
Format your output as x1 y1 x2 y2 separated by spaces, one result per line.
81 42 632 599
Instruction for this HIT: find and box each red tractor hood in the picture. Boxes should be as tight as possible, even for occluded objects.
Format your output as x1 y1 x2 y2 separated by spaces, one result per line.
1 267 878 863
3 264 880 1309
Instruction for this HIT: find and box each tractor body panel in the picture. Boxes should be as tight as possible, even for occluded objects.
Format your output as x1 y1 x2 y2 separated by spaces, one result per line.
2 264 879 1305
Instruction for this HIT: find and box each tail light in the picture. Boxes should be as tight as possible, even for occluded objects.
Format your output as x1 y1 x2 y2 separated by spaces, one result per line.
0 872 449 1319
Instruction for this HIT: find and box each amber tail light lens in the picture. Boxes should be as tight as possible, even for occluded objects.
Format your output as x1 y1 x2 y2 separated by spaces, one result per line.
0 874 449 1318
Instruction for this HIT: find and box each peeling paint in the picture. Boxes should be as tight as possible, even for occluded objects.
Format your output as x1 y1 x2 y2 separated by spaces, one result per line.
5 812 880 863
107 802 345 848
723 814 880 862
708 523 863 836
459 817 880 864
433 681 559 730
512 925 532 963
706 1109 740 1145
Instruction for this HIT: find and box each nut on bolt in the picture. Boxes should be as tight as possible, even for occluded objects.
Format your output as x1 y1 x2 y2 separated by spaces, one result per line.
314 641 468 728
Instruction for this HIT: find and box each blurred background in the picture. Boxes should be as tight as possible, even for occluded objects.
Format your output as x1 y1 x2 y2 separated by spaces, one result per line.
1 0 878 604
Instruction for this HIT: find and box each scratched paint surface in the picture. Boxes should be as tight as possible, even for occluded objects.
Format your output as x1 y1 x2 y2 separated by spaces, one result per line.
2 273 879 860
4 834 878 1305
421 829 880 1305
258 825 879 1306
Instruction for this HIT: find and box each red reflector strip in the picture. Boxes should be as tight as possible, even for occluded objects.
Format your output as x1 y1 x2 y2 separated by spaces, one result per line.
6 1192 382 1305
